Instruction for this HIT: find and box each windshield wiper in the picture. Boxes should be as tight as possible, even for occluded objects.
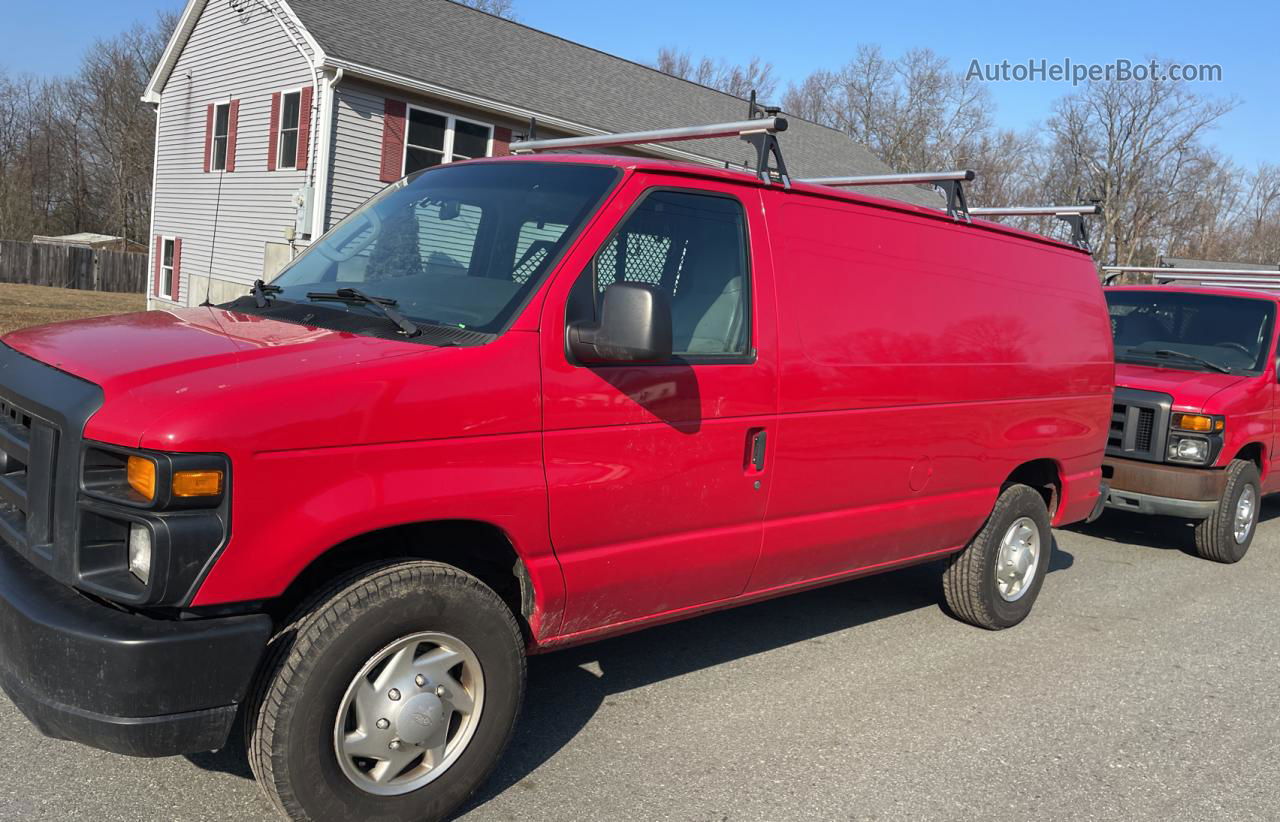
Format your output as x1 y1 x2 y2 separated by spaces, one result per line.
250 279 283 308
305 287 420 337
1146 348 1232 374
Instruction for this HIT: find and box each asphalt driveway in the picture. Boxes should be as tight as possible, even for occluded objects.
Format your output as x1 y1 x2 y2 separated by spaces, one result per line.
2 504 1278 821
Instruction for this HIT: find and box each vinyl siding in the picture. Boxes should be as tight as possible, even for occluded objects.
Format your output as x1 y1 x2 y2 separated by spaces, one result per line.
151 0 317 306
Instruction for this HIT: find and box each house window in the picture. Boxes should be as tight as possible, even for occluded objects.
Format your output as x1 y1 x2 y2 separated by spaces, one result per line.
160 238 175 296
277 90 301 169
404 106 493 175
211 102 230 171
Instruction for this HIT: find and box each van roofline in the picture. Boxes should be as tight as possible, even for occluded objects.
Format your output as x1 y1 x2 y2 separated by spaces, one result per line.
464 154 1093 256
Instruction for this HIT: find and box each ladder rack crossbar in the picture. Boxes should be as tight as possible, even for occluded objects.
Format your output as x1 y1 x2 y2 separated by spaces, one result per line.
970 205 1102 217
511 118 788 154
796 170 975 187
1102 267 1280 278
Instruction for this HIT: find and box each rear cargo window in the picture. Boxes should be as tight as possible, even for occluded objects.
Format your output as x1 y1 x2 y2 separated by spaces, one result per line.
578 190 750 358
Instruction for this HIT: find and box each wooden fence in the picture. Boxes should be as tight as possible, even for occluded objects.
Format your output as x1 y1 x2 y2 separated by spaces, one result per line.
0 240 148 294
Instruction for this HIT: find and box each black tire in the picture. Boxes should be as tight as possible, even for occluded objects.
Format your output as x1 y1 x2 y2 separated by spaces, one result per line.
1194 459 1260 564
246 561 526 822
943 484 1052 630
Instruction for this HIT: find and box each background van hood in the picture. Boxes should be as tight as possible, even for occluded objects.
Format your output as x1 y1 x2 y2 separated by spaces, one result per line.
1115 362 1248 408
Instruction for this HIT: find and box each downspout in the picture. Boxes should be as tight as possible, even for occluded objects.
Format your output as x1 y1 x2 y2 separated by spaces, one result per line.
309 67 344 238
145 101 162 307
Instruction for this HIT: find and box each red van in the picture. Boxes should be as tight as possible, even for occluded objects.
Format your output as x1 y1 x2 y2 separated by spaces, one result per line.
0 144 1111 821
1103 283 1279 561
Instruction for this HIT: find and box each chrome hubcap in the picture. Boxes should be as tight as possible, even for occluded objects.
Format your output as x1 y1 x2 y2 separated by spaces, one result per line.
995 517 1041 602
334 631 484 796
1234 485 1257 544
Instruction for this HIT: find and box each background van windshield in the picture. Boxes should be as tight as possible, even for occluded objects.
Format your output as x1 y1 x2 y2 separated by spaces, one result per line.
1106 291 1276 375
268 162 618 334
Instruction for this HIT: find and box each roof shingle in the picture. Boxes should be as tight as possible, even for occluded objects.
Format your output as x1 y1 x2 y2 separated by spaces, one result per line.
287 0 940 206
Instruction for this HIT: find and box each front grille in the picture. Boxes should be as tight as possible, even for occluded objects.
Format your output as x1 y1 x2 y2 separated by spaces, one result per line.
0 396 59 554
1108 388 1172 462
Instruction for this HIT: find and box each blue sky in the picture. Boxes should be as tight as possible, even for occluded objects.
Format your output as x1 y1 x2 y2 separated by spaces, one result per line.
4 0 1275 168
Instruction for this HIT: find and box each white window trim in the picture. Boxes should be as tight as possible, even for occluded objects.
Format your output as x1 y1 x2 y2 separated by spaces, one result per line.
159 236 177 301
276 86 304 171
402 103 494 175
210 100 232 173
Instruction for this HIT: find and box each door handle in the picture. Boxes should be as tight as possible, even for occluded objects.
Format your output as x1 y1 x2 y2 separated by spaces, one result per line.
748 429 767 472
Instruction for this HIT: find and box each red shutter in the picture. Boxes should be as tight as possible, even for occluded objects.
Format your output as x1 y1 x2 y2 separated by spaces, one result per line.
202 104 214 173
379 99 407 183
492 126 512 157
267 92 281 171
225 100 240 172
297 86 314 171
153 236 163 296
171 238 182 302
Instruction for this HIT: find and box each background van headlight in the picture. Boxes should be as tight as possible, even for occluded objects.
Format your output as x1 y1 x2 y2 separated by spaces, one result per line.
1168 436 1210 464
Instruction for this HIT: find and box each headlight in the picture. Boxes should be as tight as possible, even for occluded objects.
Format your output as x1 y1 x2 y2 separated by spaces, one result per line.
1167 435 1211 465
127 522 152 584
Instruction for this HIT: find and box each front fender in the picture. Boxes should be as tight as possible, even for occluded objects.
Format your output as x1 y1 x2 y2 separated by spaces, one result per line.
191 433 566 639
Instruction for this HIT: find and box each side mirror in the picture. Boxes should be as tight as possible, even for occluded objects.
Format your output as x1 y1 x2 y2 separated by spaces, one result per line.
568 283 673 364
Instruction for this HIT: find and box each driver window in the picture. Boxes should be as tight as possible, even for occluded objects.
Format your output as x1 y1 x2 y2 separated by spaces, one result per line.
571 189 750 357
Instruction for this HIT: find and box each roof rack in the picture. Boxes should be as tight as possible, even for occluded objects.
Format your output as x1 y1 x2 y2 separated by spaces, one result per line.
1101 266 1280 288
796 170 975 221
969 204 1103 251
512 93 791 188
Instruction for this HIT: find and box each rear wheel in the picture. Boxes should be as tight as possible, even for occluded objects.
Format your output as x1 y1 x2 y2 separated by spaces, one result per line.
1194 459 1260 563
943 484 1052 630
247 561 525 822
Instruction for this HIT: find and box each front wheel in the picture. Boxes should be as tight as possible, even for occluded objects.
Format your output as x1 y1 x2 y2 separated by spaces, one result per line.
943 484 1052 630
247 561 526 822
1194 459 1260 563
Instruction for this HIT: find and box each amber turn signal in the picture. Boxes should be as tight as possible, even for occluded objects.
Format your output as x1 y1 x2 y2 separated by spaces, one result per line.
172 470 224 498
126 456 158 501
1172 413 1223 433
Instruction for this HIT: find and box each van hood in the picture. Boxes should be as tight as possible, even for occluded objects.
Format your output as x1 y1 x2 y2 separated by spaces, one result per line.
1115 362 1248 408
0 307 476 450
3 308 426 393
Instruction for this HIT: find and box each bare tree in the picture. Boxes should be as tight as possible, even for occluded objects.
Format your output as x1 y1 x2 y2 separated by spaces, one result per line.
458 0 517 20
783 46 995 174
72 14 176 243
654 47 777 100
1042 74 1238 264
0 12 174 244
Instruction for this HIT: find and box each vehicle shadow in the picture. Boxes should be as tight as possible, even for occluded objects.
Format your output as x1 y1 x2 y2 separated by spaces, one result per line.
459 539 1074 816
1066 495 1280 556
182 541 1077 811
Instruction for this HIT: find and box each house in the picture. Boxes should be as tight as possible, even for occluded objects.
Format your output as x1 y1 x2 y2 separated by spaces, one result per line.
31 233 147 254
143 0 939 308
1160 257 1279 271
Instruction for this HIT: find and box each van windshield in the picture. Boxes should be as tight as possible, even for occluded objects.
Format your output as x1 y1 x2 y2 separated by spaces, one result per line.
261 162 618 336
1106 290 1276 375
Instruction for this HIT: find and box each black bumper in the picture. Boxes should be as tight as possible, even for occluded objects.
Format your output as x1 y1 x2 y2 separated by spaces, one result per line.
0 543 271 757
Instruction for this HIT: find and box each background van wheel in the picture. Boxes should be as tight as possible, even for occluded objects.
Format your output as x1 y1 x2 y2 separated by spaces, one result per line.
1194 459 1260 564
943 484 1052 630
247 561 526 822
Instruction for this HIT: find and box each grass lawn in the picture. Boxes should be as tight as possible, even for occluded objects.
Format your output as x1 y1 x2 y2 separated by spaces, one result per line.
0 283 146 336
